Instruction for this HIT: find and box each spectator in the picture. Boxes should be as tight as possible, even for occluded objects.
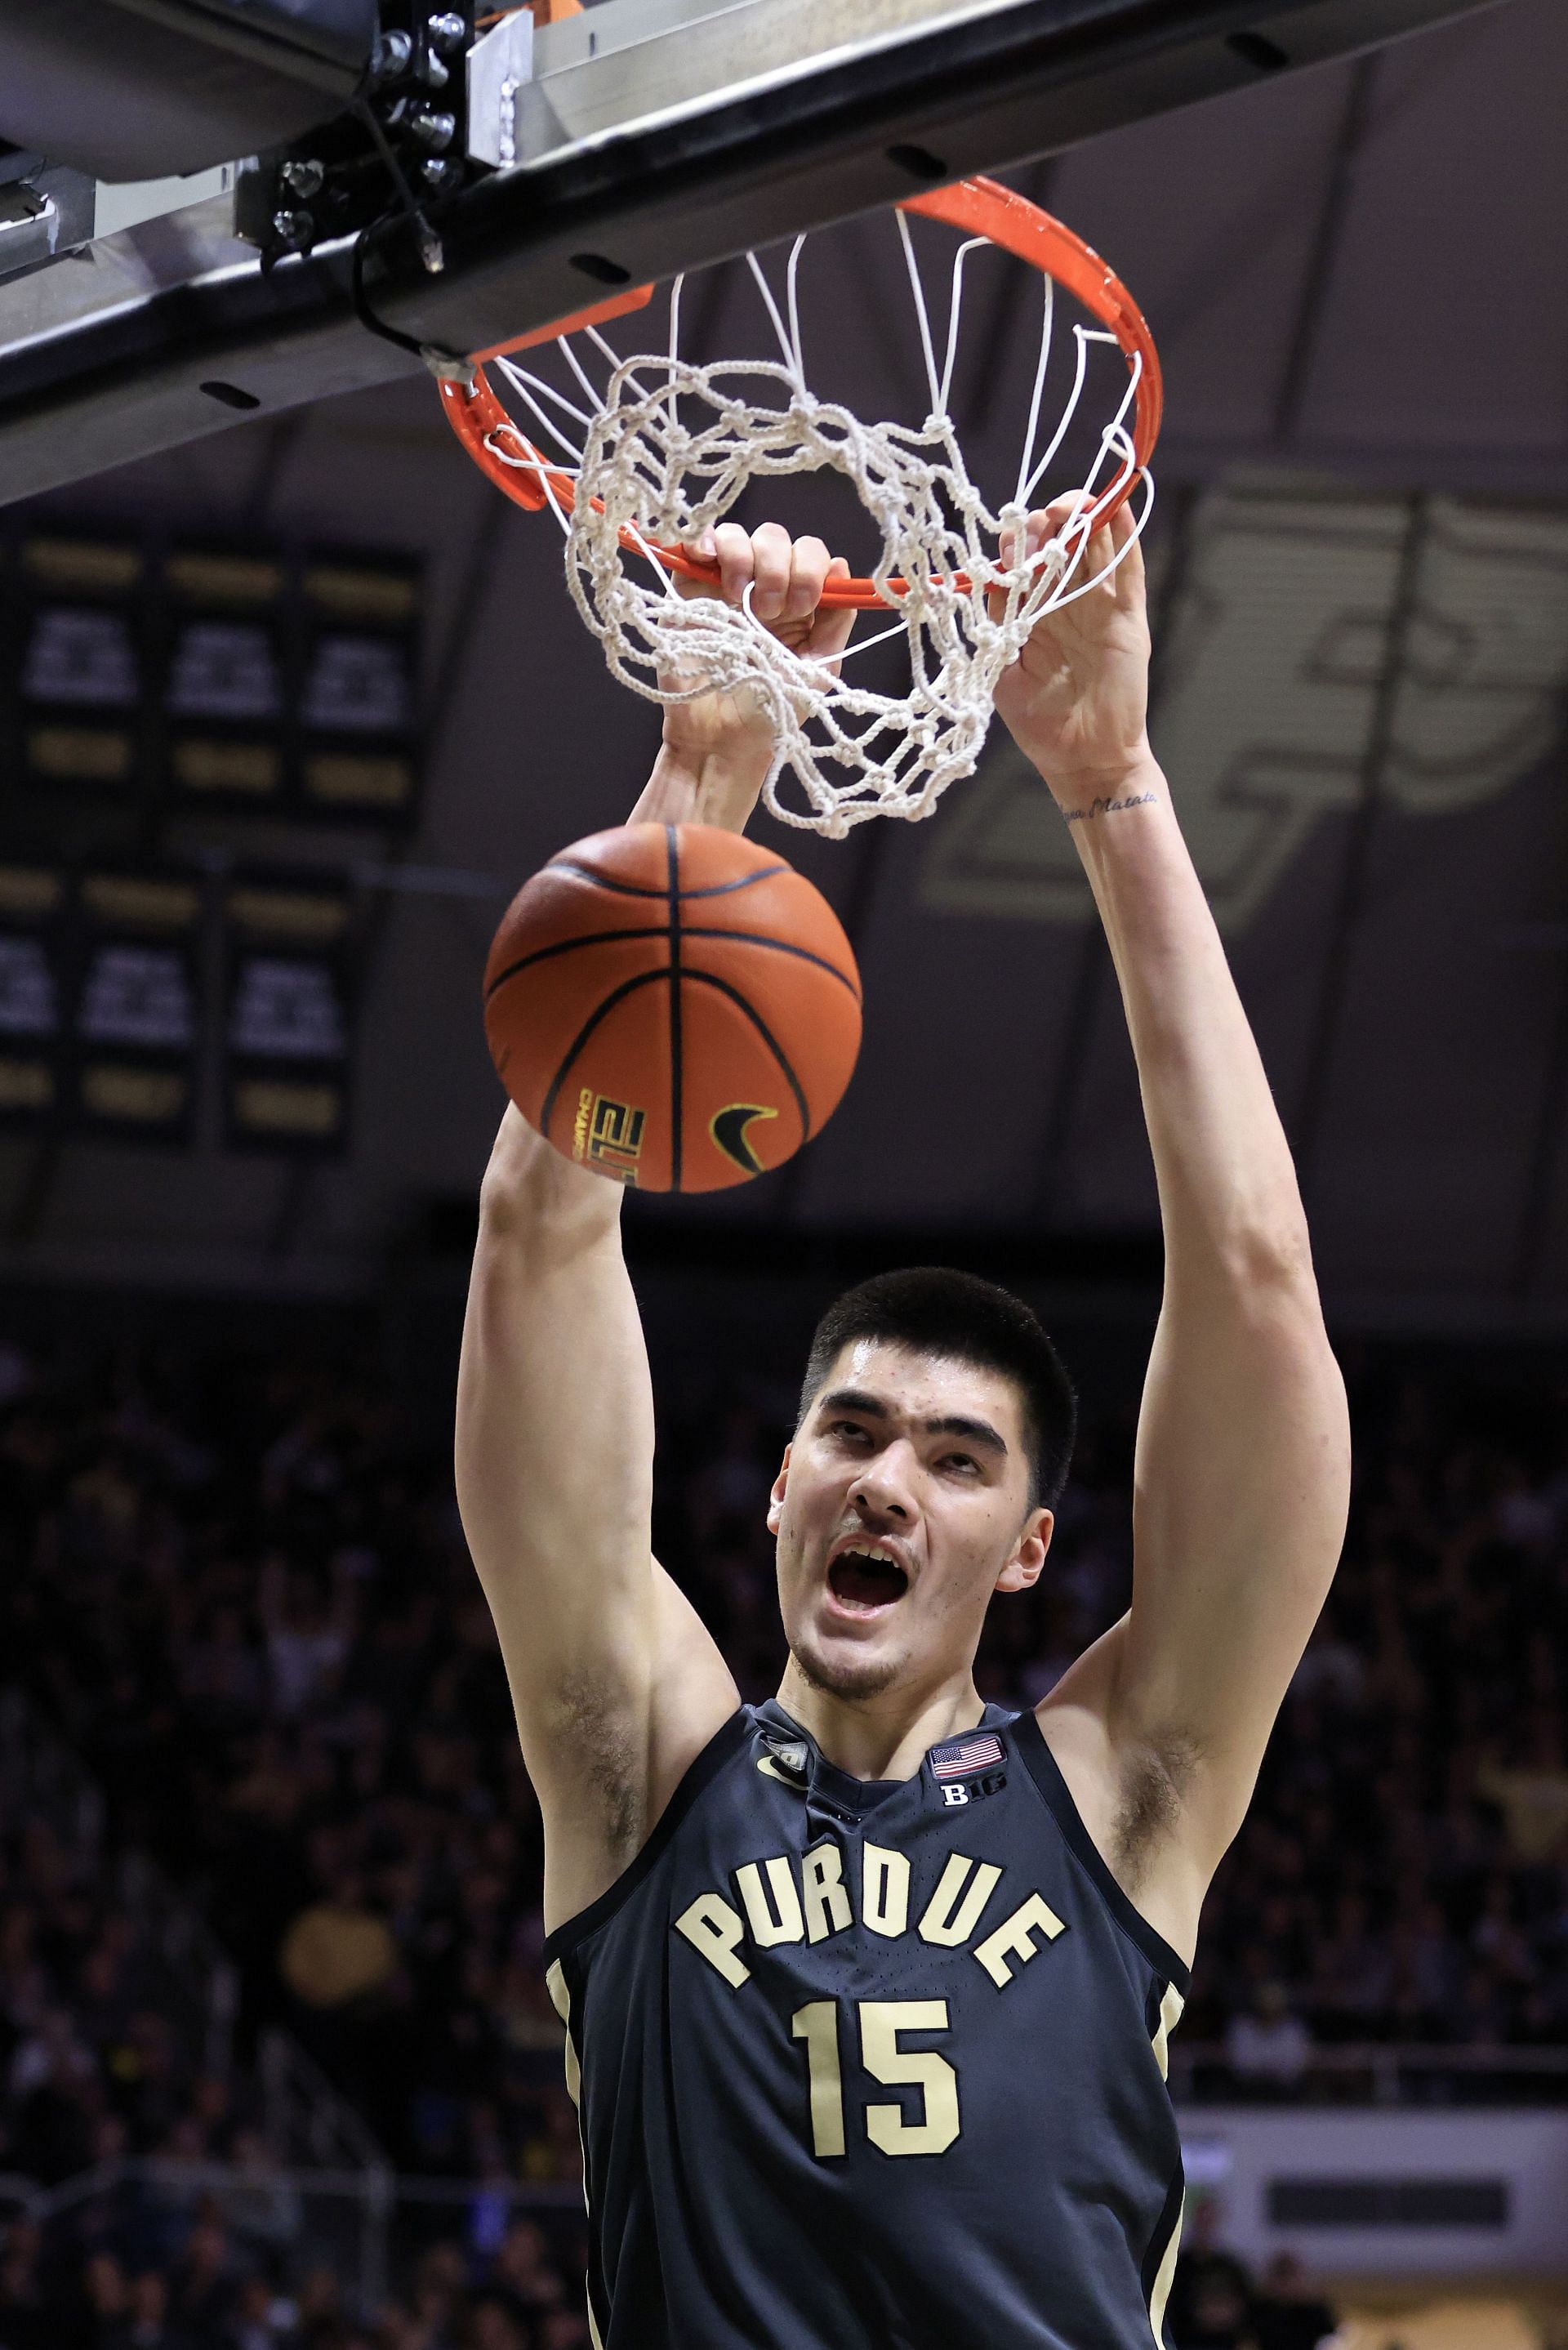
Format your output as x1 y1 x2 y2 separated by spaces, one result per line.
1223 1984 1312 2096
167 2216 236 2344
77 2251 131 2350
487 2220 564 2321
1250 2253 1338 2350
107 2272 193 2350
260 1560 355 1722
0 2215 48 2350
1477 1720 1568 1866
1168 2201 1257 2350
225 2275 297 2350
535 2315 591 2350
466 2299 528 2350
278 1879 398 2015
222 2132 302 2263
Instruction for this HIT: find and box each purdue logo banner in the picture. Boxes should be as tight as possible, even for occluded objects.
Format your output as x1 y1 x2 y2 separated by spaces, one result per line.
920 488 1568 934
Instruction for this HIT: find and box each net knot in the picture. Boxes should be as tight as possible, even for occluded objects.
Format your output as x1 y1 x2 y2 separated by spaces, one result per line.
559 346 1146 833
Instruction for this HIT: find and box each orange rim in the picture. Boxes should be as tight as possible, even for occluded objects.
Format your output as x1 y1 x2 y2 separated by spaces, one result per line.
436 176 1162 610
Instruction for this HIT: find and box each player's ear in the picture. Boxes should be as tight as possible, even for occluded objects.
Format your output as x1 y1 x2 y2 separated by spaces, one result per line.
994 1506 1052 1595
767 1443 792 1533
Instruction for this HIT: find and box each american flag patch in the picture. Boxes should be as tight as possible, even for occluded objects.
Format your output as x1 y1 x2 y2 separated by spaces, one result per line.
931 1732 1004 1780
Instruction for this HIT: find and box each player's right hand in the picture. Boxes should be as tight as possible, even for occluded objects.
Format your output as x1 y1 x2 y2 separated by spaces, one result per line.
676 522 855 664
653 523 856 788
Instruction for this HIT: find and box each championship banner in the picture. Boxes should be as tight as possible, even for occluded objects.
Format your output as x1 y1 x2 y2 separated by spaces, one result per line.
163 543 292 814
72 869 203 1143
223 869 355 1153
11 533 149 802
0 863 69 1128
296 554 421 824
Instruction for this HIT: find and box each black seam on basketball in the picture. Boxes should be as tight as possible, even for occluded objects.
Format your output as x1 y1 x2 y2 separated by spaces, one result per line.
544 858 787 900
486 928 856 1014
483 927 670 999
666 827 684 1193
679 929 861 1001
677 868 788 899
680 970 810 1147
539 969 667 1139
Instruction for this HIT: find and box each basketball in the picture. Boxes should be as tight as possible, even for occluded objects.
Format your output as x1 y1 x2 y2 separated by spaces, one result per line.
483 823 862 1193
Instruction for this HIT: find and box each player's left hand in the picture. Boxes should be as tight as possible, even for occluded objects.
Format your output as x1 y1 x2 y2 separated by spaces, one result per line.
656 524 855 774
991 498 1152 799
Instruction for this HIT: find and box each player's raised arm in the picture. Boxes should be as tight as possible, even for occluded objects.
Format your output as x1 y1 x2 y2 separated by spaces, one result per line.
995 502 1351 1953
457 524 851 1930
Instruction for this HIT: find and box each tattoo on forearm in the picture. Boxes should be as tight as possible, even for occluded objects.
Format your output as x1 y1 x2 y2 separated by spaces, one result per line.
1061 790 1158 823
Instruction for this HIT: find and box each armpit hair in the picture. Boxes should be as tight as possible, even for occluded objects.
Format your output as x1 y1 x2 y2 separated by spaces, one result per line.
550 1671 644 1859
1110 1731 1201 1890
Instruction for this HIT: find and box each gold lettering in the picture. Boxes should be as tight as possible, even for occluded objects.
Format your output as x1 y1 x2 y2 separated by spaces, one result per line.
861 1843 910 1938
918 1853 1001 1947
735 1857 804 1947
800 1844 852 1945
973 1893 1067 1987
860 2001 961 2156
790 2002 845 2156
674 1893 751 1987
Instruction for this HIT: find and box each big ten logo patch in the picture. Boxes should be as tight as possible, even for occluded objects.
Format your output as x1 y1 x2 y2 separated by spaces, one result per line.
573 1089 646 1181
940 1770 1007 1808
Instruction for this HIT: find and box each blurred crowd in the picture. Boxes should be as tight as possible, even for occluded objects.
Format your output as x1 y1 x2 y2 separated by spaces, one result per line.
0 1751 225 2190
1192 1357 1568 2074
1168 2208 1339 2350
0 1310 1564 2332
0 2203 589 2349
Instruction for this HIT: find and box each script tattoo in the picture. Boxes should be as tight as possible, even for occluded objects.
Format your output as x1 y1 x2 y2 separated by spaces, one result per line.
1062 790 1158 823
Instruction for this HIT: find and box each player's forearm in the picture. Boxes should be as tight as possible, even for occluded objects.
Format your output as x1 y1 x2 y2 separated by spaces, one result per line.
629 737 770 834
1059 747 1314 1291
460 1111 656 1657
477 1100 626 1254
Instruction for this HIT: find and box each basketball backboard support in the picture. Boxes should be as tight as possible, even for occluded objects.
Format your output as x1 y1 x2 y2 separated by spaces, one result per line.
0 0 1508 507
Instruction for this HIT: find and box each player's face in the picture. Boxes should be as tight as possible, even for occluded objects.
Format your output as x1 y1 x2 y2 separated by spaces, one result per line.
768 1340 1053 1703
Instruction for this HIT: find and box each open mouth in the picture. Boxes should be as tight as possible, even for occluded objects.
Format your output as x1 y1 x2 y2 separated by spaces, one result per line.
827 1549 909 1612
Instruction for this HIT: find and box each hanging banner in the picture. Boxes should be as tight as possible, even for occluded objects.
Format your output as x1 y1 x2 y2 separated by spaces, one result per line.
0 863 69 1128
163 543 292 814
223 868 355 1152
296 554 421 824
11 533 149 802
72 869 203 1142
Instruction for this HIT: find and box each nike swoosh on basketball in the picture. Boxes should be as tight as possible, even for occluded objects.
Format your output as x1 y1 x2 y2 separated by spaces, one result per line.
710 1102 778 1174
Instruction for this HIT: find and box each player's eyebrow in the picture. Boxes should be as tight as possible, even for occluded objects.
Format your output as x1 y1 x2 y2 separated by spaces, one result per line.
816 1389 1009 1456
925 1413 1008 1456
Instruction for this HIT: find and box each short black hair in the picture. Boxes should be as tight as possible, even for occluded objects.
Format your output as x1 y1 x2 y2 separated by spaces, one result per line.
797 1266 1076 1509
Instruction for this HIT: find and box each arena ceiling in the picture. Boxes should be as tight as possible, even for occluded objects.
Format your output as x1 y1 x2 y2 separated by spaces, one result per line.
3 0 1567 1323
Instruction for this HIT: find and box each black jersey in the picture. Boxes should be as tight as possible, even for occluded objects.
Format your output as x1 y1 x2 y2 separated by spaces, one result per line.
543 1700 1189 2350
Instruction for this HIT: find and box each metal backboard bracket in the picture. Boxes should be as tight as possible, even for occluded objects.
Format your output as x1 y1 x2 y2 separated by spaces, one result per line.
0 0 1510 506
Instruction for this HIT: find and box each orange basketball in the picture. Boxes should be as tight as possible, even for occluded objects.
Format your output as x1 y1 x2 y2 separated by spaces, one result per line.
483 823 862 1193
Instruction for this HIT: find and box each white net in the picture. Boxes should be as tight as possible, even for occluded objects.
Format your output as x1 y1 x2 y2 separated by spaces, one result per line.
479 214 1153 836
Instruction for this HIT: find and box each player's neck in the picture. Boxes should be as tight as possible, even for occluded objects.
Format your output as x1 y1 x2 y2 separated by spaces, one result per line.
773 1658 989 1784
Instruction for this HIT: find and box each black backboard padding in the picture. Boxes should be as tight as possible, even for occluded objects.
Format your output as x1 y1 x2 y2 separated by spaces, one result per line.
0 0 376 181
0 0 1508 500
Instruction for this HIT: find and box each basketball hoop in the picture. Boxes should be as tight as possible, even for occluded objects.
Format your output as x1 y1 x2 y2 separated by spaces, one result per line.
437 176 1161 836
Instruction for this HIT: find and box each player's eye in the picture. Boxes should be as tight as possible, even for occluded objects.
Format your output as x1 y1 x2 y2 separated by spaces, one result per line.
940 1452 979 1475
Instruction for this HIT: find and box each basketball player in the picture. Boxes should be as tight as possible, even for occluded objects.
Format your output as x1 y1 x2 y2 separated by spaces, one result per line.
457 503 1350 2348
